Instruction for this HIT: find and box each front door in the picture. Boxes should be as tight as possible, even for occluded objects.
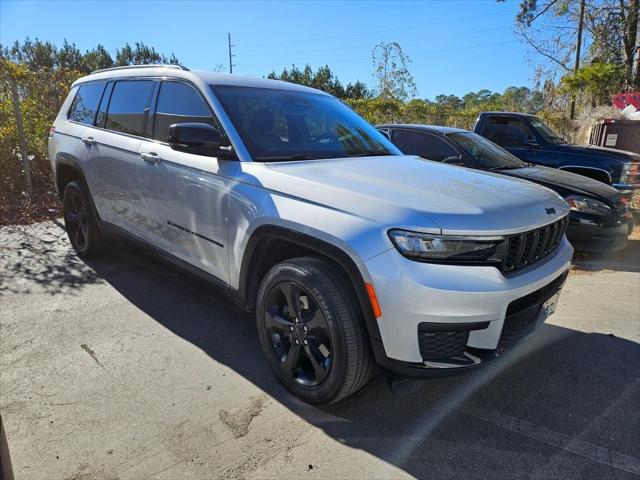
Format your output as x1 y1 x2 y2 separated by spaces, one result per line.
136 80 233 283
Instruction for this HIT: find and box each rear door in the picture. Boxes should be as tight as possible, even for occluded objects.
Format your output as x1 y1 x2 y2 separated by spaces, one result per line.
86 79 156 236
135 79 233 283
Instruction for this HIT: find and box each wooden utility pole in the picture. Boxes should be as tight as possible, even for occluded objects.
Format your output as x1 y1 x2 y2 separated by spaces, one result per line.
569 0 586 120
10 77 33 198
228 33 235 74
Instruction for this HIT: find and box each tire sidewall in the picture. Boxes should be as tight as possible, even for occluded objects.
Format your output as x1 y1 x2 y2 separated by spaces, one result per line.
256 262 350 404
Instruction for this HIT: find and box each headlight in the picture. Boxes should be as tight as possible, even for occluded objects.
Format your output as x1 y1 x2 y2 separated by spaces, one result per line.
620 163 631 184
565 195 611 216
620 162 640 185
388 229 504 262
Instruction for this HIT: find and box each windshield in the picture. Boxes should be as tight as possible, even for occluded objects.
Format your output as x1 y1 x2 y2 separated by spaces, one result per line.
530 117 565 144
446 132 526 170
210 85 400 161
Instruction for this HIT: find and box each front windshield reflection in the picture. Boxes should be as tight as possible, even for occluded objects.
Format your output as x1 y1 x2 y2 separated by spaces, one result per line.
210 84 400 161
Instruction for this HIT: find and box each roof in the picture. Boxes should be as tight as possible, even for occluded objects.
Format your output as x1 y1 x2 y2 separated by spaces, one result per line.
480 111 536 117
73 65 329 95
376 123 469 135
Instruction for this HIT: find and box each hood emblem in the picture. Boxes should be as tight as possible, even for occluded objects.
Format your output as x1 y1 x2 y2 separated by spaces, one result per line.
546 207 556 215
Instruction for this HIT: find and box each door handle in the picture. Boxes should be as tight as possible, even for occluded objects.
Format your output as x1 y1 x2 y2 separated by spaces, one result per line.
81 136 96 146
140 152 162 164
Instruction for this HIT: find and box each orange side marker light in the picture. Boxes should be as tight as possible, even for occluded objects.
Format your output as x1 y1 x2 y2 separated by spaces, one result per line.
365 283 382 318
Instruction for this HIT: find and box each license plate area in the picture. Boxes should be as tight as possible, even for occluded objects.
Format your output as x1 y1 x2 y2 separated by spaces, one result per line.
542 291 560 319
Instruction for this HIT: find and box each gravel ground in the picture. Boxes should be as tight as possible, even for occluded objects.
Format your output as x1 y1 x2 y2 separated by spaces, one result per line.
1 221 639 480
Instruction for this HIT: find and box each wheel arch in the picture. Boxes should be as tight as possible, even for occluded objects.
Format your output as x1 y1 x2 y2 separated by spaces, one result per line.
558 165 612 184
54 157 102 222
238 225 382 343
55 157 89 200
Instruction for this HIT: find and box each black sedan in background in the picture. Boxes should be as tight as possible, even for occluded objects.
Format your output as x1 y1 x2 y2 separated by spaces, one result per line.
378 124 635 252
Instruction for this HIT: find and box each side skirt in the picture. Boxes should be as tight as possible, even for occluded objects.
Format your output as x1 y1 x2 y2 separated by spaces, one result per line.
97 220 249 311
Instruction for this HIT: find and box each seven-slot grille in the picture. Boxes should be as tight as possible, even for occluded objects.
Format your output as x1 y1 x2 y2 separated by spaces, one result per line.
502 216 569 273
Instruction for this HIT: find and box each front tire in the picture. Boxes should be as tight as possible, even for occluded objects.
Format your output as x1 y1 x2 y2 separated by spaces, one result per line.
256 257 374 403
62 181 104 258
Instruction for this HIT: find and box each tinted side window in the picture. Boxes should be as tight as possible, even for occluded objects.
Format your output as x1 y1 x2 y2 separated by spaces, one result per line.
392 130 458 161
95 82 114 128
153 82 216 141
68 82 106 125
105 80 155 137
482 117 533 147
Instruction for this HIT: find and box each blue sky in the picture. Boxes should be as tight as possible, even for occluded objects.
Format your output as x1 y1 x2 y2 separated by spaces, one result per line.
0 0 531 99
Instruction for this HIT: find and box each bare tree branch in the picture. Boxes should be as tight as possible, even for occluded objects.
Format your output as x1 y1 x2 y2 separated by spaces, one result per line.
520 29 573 72
526 0 561 25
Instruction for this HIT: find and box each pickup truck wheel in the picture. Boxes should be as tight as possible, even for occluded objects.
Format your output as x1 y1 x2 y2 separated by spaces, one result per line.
62 181 104 258
256 257 374 404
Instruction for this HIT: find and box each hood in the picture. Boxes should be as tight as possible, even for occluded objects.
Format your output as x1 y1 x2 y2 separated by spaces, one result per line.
500 165 620 203
241 155 570 235
550 143 640 162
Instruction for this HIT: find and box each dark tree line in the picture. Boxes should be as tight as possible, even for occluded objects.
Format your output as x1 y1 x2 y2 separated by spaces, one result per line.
1 38 181 74
268 64 372 99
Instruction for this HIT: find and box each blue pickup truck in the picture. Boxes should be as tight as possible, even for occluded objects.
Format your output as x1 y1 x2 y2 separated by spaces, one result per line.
473 112 640 192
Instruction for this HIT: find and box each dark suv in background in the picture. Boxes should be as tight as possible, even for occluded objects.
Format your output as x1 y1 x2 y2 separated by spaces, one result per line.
473 112 640 192
379 124 634 252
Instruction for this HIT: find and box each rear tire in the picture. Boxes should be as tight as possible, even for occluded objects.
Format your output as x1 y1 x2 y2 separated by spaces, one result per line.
256 257 375 404
62 181 105 258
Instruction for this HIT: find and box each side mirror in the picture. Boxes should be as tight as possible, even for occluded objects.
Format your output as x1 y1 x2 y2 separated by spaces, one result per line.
524 139 540 148
168 123 223 156
442 155 464 166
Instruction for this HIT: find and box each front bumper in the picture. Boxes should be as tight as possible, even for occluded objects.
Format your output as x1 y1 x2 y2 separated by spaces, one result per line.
567 217 634 252
365 237 573 378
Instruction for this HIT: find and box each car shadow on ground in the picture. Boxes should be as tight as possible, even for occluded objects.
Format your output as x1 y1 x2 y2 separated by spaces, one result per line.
572 239 640 273
0 220 103 295
83 242 640 480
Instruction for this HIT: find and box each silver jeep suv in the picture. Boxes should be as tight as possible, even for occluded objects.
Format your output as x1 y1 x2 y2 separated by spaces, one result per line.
49 65 573 403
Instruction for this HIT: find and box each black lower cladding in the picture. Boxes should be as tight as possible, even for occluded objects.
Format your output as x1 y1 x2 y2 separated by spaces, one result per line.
497 270 569 350
418 331 469 360
417 321 490 361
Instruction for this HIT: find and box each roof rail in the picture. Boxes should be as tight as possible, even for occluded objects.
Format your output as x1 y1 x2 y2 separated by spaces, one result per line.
91 64 189 74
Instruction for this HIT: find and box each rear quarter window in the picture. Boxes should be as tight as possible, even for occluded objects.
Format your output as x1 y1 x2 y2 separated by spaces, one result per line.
67 82 106 125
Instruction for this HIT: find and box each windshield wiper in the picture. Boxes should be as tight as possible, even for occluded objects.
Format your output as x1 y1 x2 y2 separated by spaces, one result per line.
350 150 391 157
256 154 323 162
489 165 527 171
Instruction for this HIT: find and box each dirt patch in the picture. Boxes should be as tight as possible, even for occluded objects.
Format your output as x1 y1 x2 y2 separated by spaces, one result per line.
569 265 596 275
218 396 265 439
0 191 62 226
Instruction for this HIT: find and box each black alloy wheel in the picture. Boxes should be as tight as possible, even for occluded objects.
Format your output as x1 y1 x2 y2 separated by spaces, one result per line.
264 281 332 386
62 181 104 258
64 187 90 252
256 258 375 404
